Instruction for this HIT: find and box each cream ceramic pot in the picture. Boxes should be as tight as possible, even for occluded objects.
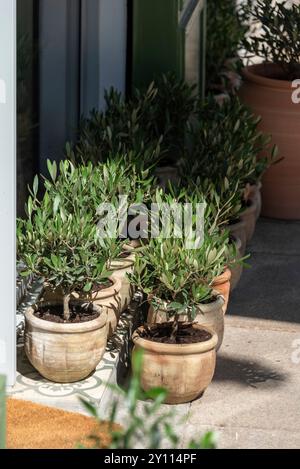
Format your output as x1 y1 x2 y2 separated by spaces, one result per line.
132 324 217 405
229 235 243 292
110 252 135 313
25 302 107 383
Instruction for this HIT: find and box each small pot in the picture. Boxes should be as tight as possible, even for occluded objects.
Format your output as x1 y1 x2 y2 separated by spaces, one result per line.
240 200 257 243
132 324 217 404
228 219 247 256
248 182 262 220
123 240 142 251
42 275 122 337
147 295 224 351
212 269 231 315
25 302 107 383
110 252 135 312
229 235 243 292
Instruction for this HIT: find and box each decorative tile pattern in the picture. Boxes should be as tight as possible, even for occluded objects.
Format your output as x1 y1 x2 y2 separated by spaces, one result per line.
10 278 140 415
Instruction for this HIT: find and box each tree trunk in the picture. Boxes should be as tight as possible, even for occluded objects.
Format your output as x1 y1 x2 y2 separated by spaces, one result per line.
63 293 71 322
170 315 179 343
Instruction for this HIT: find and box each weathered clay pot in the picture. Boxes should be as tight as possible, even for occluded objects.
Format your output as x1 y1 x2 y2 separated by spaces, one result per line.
42 275 122 337
212 269 231 315
248 182 262 220
240 200 257 243
230 236 243 292
110 252 135 312
25 302 107 383
228 219 247 256
124 240 142 251
239 64 300 220
147 295 224 351
132 324 217 404
82 276 122 337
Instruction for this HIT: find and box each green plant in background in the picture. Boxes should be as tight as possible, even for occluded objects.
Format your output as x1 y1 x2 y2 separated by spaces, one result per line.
68 84 162 168
80 351 216 449
180 96 276 199
147 73 197 164
0 376 5 450
17 162 124 321
206 0 248 93
168 178 242 230
242 0 300 80
69 73 196 168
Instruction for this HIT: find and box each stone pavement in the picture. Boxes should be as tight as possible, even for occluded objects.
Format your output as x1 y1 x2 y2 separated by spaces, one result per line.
174 218 300 449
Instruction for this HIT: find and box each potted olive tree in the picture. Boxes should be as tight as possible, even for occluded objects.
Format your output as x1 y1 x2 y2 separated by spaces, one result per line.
42 158 154 314
181 96 276 244
239 0 300 219
129 234 221 405
17 172 122 383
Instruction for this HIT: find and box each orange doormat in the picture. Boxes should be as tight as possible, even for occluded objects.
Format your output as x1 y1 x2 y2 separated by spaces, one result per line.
7 398 118 449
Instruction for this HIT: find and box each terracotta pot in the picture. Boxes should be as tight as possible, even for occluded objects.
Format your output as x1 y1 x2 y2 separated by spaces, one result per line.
230 236 243 292
132 324 217 404
147 295 224 351
42 275 122 337
248 182 262 221
25 302 107 383
80 276 122 337
124 240 142 251
212 269 231 315
240 200 257 243
228 219 247 256
110 252 135 312
239 64 300 220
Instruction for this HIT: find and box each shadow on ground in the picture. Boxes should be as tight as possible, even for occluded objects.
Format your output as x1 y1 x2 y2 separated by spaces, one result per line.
214 355 287 389
229 219 300 324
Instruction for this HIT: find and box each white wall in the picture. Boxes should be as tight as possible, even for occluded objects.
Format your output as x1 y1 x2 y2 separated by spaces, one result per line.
0 0 16 386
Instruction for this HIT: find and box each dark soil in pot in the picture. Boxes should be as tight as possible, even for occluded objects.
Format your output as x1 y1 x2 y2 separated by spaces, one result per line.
119 251 132 259
34 303 100 324
140 322 212 345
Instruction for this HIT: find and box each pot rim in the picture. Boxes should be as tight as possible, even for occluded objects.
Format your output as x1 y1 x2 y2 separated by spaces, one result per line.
250 181 262 191
123 240 142 251
82 274 122 301
241 199 257 217
25 301 107 333
132 323 218 355
228 218 246 231
230 234 242 251
212 268 232 285
110 252 135 270
242 63 293 89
